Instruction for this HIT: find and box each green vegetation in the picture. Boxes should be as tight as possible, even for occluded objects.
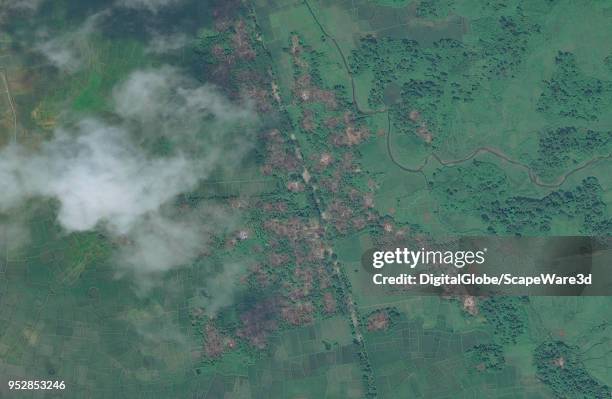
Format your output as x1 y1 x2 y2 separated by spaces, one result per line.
537 51 612 121
433 162 611 235
480 297 527 343
532 126 611 178
0 0 611 397
534 340 610 398
372 0 412 8
468 343 506 371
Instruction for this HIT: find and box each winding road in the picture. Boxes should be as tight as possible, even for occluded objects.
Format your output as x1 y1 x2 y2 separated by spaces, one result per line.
1 67 17 143
304 0 611 190
384 112 612 189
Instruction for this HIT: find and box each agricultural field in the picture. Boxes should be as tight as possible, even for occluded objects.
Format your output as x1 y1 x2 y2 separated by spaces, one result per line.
0 0 610 398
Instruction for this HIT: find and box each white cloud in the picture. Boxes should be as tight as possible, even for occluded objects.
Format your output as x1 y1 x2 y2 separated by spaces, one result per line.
116 206 225 273
146 32 189 54
0 67 254 284
35 11 108 73
0 215 30 259
0 121 199 234
196 261 247 316
36 40 82 72
113 67 252 124
115 0 182 13
2 0 44 11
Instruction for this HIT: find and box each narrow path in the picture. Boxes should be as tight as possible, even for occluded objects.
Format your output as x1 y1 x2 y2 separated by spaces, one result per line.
301 3 381 395
296 5 610 397
303 0 386 116
303 2 610 190
385 112 612 189
1 68 17 143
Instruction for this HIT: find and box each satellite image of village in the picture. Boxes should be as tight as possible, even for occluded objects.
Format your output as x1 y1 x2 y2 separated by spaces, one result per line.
0 0 610 397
